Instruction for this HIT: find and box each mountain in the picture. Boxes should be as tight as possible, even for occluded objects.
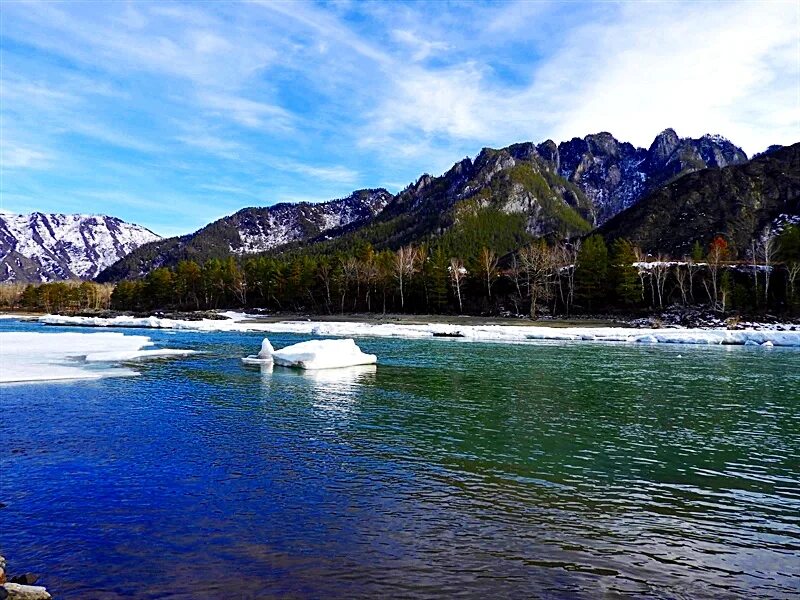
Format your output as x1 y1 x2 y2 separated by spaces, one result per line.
555 129 747 224
280 129 748 256
98 189 392 281
98 129 752 280
0 212 160 283
599 143 800 256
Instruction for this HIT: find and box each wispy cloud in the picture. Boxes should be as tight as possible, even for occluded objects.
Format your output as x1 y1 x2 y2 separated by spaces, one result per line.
1 0 796 235
0 142 53 169
198 93 294 131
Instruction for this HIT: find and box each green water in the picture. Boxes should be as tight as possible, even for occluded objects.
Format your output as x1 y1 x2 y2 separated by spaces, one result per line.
2 322 799 598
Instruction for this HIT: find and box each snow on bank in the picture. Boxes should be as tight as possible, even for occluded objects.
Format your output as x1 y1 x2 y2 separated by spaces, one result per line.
0 331 194 383
243 337 378 369
37 313 800 347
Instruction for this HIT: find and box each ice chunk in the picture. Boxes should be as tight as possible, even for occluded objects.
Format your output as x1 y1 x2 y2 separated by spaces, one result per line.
258 338 275 358
244 337 377 370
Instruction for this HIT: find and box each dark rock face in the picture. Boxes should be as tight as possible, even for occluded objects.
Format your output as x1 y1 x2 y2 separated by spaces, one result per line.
599 143 800 256
556 129 748 226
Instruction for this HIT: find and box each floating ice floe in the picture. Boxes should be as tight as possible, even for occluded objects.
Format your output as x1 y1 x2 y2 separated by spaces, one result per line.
242 337 377 370
37 314 800 347
0 331 194 383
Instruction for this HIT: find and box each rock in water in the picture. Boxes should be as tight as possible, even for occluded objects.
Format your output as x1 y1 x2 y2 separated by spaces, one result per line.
1 583 51 600
8 576 37 586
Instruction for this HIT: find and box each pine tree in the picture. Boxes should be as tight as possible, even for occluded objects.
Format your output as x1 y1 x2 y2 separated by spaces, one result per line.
609 238 639 305
575 235 608 311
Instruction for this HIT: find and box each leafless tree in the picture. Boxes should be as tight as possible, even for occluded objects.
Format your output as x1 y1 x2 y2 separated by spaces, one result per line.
507 253 525 313
703 237 728 312
759 227 776 306
553 240 580 315
340 256 359 313
394 245 418 311
520 240 553 318
787 261 800 308
651 254 670 309
478 246 499 300
674 264 689 305
449 257 466 313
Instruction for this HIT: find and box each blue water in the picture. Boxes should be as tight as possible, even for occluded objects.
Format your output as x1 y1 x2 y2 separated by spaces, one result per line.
1 319 799 598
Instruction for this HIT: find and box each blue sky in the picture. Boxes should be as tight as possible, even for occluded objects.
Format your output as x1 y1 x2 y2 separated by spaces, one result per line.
1 0 798 237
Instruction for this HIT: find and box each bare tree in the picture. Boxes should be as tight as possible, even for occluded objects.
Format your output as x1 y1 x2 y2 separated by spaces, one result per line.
651 254 670 309
394 245 418 311
317 259 333 313
449 257 466 313
519 240 553 318
553 240 580 315
633 246 650 303
478 247 499 300
787 261 800 308
507 253 525 313
674 264 689 305
340 257 359 313
759 227 776 306
687 256 700 303
704 236 729 312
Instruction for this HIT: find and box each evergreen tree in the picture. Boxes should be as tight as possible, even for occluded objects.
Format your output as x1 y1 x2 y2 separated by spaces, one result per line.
609 238 639 305
575 235 608 310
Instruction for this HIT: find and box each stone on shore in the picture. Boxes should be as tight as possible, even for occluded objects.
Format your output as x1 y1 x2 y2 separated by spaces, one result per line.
1 583 51 600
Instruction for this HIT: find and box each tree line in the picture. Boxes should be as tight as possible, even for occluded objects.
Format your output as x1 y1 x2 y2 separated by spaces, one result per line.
6 225 800 317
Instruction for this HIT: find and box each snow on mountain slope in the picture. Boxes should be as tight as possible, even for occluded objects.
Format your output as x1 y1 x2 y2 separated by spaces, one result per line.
0 212 160 282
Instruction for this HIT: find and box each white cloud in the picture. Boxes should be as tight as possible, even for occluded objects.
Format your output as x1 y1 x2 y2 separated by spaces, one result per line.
0 143 52 169
198 93 294 131
175 132 243 160
391 29 450 61
276 160 360 185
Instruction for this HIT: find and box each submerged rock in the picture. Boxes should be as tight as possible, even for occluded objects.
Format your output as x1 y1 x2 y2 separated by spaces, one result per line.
8 576 37 586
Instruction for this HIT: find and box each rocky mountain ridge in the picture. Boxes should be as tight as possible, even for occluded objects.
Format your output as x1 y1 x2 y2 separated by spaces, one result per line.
97 189 392 281
0 212 160 283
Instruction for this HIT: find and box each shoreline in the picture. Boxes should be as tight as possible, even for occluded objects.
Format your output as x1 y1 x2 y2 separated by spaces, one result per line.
7 311 799 347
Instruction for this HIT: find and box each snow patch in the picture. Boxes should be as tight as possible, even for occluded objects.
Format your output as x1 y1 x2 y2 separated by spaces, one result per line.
38 314 800 348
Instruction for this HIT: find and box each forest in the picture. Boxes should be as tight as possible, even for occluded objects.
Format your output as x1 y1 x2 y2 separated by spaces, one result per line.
6 225 800 320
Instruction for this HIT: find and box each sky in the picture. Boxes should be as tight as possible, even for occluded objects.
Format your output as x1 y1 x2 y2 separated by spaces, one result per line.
1 0 798 237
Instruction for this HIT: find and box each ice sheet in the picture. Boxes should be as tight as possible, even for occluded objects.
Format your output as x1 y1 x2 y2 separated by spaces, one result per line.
38 314 800 347
0 331 193 383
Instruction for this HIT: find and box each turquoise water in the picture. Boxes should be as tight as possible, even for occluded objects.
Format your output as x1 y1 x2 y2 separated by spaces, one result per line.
1 319 799 598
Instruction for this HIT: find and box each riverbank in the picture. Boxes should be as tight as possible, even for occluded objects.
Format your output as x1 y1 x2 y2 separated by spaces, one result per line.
19 311 800 346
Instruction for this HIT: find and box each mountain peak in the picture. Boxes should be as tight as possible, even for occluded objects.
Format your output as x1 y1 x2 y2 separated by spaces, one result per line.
0 212 160 283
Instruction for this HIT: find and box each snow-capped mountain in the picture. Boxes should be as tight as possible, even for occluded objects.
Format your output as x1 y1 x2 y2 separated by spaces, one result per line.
98 189 392 281
0 212 160 282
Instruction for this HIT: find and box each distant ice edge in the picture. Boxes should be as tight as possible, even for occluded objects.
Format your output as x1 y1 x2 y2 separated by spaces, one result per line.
37 314 800 347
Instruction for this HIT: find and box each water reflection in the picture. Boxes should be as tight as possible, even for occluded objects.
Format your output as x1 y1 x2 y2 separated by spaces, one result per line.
247 362 377 414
